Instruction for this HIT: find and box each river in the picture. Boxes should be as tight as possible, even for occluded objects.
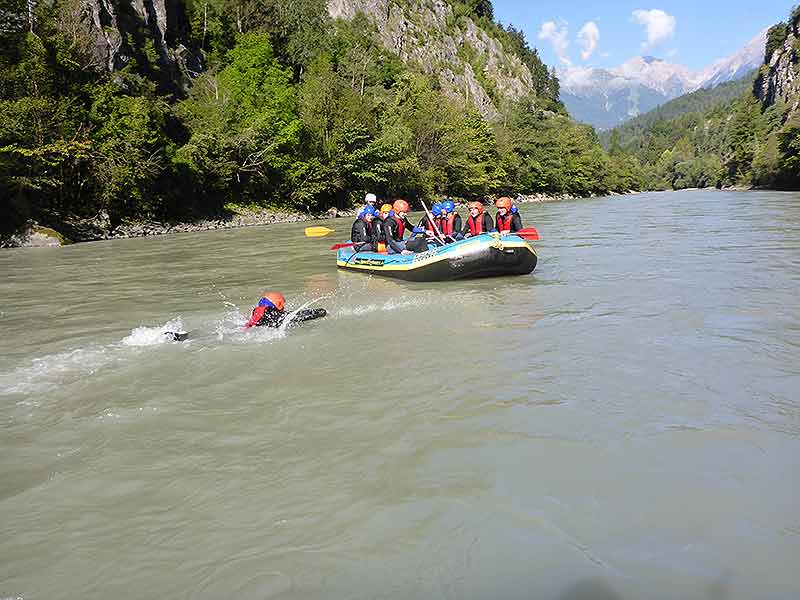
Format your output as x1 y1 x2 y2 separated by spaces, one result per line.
1 189 799 600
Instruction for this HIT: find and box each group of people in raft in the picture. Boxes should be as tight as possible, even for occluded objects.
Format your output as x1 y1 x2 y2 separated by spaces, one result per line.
239 193 523 330
350 192 523 255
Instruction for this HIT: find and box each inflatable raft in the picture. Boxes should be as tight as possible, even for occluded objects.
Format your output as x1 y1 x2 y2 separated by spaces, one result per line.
336 233 537 281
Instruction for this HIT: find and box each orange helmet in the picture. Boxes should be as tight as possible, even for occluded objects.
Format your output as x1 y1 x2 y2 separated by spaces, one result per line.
495 197 513 211
468 201 484 214
261 291 285 311
392 199 410 213
380 203 393 213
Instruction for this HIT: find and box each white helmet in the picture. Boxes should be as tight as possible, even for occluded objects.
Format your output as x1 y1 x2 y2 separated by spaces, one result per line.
364 192 377 204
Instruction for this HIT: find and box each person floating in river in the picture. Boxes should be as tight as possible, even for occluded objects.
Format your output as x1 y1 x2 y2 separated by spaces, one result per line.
244 291 327 329
495 197 522 233
383 199 420 255
350 206 378 252
463 201 495 237
439 199 463 240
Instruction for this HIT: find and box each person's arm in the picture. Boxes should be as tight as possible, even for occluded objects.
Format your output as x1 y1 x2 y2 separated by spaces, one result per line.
453 214 462 232
243 306 266 328
511 213 523 232
289 308 327 324
485 213 496 232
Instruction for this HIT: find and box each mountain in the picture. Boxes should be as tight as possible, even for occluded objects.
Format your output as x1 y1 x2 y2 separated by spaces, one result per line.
696 28 768 88
603 8 800 191
561 30 767 130
600 74 757 149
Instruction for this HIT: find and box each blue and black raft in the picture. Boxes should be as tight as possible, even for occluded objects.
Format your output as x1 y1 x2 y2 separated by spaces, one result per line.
336 233 538 282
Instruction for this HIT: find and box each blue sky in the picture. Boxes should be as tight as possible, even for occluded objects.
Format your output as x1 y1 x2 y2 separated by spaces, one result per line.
492 0 795 70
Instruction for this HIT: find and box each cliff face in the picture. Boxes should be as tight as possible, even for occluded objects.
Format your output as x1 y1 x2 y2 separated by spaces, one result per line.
327 0 536 119
755 13 800 116
79 0 201 92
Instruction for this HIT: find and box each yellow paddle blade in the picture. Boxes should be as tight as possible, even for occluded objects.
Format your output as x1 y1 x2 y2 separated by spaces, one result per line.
304 226 335 237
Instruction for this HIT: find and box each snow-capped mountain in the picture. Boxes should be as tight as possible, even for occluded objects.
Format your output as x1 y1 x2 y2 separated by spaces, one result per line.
696 28 767 89
561 30 766 130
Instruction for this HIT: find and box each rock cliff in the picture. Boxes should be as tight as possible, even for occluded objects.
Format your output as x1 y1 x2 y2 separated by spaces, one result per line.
755 11 800 116
79 0 201 92
327 0 537 119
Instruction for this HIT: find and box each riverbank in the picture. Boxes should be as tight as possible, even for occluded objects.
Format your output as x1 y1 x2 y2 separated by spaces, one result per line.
0 189 647 248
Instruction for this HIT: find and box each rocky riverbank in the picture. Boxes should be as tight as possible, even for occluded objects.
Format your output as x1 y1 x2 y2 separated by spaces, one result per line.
3 191 637 248
2 207 356 248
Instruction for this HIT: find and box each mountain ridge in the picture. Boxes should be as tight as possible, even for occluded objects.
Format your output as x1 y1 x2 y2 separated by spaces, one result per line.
561 29 767 130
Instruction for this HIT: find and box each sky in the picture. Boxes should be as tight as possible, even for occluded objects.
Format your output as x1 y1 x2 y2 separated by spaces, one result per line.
492 0 795 71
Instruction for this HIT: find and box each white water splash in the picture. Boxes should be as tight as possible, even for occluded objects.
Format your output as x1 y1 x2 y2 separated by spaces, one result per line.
121 317 186 347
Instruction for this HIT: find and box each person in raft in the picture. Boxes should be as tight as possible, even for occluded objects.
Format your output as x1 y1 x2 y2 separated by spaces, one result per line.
494 197 522 233
419 202 442 235
362 192 378 214
438 199 463 240
243 292 327 329
373 203 392 252
383 199 420 255
350 205 378 252
463 201 494 237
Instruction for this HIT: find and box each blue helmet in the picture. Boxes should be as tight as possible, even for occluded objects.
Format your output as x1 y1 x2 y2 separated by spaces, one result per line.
511 205 518 214
431 203 443 217
359 206 376 219
443 200 456 213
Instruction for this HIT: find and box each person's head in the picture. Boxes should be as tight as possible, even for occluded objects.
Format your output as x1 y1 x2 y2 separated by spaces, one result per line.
443 200 456 214
359 206 376 221
380 203 393 219
495 197 513 216
468 201 484 217
431 203 443 217
259 291 286 312
392 199 410 218
364 192 377 206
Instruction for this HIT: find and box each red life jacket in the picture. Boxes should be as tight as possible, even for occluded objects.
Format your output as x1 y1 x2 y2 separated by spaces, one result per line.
496 213 513 232
424 216 436 234
393 216 405 239
467 214 484 236
438 213 456 235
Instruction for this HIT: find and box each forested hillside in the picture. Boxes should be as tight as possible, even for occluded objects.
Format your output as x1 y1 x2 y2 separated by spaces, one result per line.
607 7 800 191
600 74 756 149
0 0 638 241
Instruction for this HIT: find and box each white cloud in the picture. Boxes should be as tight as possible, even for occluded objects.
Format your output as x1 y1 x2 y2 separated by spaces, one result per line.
538 20 571 66
632 9 676 50
577 21 600 60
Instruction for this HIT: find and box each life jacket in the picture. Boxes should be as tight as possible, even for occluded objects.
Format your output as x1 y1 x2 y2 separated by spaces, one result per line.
496 212 514 232
438 213 456 236
424 216 436 234
392 216 406 240
467 214 485 236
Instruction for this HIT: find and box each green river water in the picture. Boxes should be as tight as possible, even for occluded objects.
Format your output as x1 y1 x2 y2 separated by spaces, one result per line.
1 189 799 599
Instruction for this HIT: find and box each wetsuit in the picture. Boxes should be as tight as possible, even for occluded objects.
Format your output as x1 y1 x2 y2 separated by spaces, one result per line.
350 218 377 252
383 215 415 254
245 307 327 328
495 212 522 233
373 216 387 244
463 213 495 237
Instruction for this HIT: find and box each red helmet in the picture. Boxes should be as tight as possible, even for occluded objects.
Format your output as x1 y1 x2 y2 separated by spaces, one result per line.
495 197 513 211
261 291 285 311
468 201 484 214
392 199 410 213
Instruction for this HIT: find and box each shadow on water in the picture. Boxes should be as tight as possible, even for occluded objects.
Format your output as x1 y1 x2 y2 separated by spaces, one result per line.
557 578 623 600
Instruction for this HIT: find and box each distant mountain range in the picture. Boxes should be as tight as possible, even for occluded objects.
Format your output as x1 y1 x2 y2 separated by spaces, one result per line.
561 29 767 130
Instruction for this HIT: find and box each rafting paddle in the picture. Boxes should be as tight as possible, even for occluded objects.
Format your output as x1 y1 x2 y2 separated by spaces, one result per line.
509 227 539 241
305 226 335 237
329 241 358 250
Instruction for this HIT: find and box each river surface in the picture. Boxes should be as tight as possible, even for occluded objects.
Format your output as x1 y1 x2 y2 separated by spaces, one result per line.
1 190 799 600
